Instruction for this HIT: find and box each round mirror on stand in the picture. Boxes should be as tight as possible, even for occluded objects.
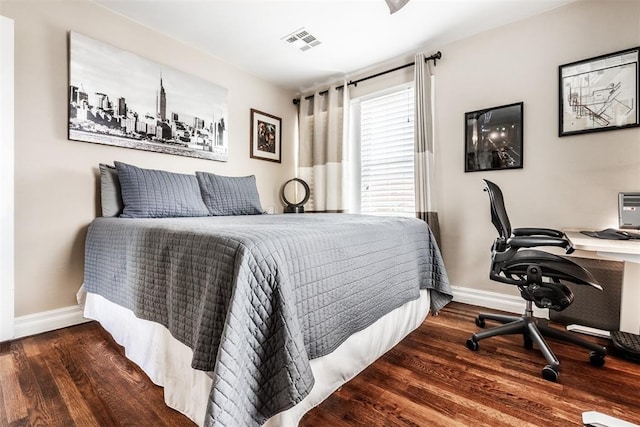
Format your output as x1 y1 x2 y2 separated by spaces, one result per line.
281 178 310 213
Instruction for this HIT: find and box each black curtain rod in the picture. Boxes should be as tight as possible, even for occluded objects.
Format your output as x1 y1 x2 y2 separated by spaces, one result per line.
292 51 441 105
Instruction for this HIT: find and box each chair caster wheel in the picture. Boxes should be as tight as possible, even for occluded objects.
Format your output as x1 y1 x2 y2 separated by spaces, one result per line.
466 338 479 351
589 351 605 367
542 365 559 382
475 317 486 328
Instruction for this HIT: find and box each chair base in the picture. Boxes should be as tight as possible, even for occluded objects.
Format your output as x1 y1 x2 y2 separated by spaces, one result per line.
466 310 607 382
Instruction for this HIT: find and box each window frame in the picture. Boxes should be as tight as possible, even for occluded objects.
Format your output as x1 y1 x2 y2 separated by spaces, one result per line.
349 83 415 217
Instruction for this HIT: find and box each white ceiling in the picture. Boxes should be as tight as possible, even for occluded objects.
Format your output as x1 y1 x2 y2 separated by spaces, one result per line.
93 0 575 93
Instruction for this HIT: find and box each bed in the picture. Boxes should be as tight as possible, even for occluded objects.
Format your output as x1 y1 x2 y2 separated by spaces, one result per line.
80 162 452 426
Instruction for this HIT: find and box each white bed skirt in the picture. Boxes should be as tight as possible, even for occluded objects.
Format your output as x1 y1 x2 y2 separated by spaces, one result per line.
81 289 430 426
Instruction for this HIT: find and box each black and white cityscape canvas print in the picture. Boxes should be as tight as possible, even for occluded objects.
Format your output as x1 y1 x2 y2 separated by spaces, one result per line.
69 32 228 161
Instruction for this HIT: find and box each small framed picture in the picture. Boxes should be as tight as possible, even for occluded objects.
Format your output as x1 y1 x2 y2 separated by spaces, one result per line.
464 102 523 173
559 47 639 136
250 108 281 163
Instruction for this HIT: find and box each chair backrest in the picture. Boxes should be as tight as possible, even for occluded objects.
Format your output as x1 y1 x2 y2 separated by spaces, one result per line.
483 179 512 239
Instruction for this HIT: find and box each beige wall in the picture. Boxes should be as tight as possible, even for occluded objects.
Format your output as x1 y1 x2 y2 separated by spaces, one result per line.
315 0 640 296
0 1 296 316
437 0 639 295
3 0 639 317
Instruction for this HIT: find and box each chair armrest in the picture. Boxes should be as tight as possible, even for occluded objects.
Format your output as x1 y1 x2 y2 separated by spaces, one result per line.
512 227 565 238
507 236 575 254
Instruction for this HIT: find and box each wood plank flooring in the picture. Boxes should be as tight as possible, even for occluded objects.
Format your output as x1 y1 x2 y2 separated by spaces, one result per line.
1 302 639 426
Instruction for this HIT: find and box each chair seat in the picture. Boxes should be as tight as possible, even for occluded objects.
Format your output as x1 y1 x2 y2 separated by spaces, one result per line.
502 249 601 289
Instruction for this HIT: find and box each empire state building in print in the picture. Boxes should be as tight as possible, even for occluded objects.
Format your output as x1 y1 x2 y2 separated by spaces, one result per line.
157 73 167 121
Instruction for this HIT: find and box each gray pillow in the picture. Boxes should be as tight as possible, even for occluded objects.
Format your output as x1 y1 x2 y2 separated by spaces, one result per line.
114 161 210 218
196 172 263 216
99 163 123 217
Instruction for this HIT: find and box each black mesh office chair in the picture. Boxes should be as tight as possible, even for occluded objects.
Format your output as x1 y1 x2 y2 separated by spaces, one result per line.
466 180 607 382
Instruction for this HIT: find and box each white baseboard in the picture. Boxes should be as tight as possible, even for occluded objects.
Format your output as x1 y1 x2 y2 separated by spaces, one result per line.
13 304 89 340
451 285 524 313
451 285 549 318
9 286 546 341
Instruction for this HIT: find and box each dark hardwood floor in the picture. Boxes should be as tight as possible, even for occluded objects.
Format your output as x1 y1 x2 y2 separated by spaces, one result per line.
1 302 639 426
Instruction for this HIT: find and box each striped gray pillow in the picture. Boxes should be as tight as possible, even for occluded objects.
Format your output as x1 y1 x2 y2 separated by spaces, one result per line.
115 161 210 218
196 172 263 216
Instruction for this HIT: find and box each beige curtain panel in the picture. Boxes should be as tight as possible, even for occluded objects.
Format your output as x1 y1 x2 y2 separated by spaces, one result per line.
414 52 441 246
298 84 349 212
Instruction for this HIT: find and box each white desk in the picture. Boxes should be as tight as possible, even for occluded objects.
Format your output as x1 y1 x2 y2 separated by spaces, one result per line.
564 229 640 334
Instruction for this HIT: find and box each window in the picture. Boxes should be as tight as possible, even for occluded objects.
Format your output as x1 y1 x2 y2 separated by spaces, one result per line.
352 85 415 217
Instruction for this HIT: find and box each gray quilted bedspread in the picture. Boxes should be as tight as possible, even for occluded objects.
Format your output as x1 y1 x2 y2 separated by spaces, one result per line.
83 213 451 426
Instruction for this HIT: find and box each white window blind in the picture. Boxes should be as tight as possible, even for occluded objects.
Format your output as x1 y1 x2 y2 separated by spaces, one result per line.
359 86 415 216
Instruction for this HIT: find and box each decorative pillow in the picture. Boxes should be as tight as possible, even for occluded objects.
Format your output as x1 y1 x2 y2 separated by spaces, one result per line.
99 163 124 217
196 172 264 216
114 161 210 218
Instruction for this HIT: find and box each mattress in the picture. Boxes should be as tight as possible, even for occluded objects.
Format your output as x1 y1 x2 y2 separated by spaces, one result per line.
81 288 431 426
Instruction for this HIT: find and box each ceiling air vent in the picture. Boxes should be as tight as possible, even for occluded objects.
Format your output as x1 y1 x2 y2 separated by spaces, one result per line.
282 28 321 52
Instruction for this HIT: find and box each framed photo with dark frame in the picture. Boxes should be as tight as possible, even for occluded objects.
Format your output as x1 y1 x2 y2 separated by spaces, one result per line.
250 108 281 163
464 102 523 173
559 47 639 137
